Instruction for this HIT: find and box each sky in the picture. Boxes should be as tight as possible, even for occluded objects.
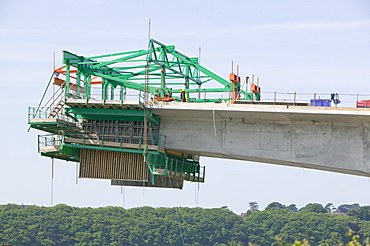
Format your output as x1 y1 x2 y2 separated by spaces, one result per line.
1 0 370 214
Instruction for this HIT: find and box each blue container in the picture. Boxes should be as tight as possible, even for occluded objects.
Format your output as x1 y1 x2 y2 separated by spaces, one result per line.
310 99 331 107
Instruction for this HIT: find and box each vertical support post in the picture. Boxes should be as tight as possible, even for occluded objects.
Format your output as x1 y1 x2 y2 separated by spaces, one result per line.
76 69 81 96
120 86 124 105
202 166 206 182
102 79 108 104
83 73 87 100
179 161 183 179
82 127 85 145
160 67 166 97
120 129 124 148
175 159 178 178
101 79 105 101
138 131 142 149
185 78 190 101
110 86 115 100
170 159 174 178
85 75 91 104
186 160 190 180
101 128 105 146
37 135 40 153
185 65 190 100
64 62 70 102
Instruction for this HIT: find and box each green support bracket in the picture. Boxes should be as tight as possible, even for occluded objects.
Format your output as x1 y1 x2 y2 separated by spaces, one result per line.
60 144 80 158
65 107 160 125
144 152 204 183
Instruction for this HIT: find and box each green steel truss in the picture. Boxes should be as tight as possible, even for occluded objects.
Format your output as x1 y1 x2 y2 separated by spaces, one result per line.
60 39 257 102
30 39 267 188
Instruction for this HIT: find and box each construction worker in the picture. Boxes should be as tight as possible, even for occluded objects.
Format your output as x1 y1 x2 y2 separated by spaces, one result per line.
180 89 187 102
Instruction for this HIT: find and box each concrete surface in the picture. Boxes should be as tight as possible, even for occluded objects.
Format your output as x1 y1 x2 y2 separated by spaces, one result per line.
149 102 370 177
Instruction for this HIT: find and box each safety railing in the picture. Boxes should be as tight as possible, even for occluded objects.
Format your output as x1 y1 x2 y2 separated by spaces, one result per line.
244 92 370 108
66 88 143 103
65 130 166 152
37 134 63 153
63 84 370 109
28 107 76 123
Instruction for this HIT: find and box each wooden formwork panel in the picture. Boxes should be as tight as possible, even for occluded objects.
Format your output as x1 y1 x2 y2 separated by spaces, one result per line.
79 149 149 181
111 175 183 189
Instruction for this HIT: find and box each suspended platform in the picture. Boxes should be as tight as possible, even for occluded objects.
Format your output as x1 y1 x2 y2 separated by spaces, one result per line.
30 99 204 189
28 107 78 134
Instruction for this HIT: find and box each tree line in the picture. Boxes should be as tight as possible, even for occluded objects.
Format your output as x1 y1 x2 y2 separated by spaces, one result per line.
1 202 370 245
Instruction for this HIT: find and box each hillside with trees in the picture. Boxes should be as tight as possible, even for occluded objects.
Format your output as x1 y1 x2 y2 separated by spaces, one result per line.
1 202 370 245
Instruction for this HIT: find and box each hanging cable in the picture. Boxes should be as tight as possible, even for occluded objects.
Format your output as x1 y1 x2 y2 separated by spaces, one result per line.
50 158 54 207
198 47 201 100
75 163 78 184
142 19 152 197
194 181 200 205
143 61 148 197
120 186 125 208
52 52 55 110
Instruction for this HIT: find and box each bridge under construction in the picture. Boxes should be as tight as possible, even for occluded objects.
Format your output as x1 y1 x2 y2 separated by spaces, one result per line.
28 39 263 189
28 39 370 190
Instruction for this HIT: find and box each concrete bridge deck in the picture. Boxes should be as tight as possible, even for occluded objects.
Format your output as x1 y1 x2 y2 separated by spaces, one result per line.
148 102 370 177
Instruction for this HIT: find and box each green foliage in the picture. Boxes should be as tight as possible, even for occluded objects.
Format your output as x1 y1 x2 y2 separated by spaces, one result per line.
348 207 370 221
1 202 370 245
0 204 246 246
325 203 335 213
337 204 361 214
286 204 298 212
265 202 298 212
248 201 259 212
243 203 370 245
266 202 286 210
299 203 327 213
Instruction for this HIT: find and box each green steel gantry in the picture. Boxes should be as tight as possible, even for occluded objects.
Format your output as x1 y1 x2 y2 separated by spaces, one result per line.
58 39 260 102
28 39 261 189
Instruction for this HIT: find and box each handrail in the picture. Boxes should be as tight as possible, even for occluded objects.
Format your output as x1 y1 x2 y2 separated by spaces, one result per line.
37 134 64 152
27 73 55 132
255 91 370 108
28 107 76 123
43 86 64 112
63 128 165 151
66 89 370 109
